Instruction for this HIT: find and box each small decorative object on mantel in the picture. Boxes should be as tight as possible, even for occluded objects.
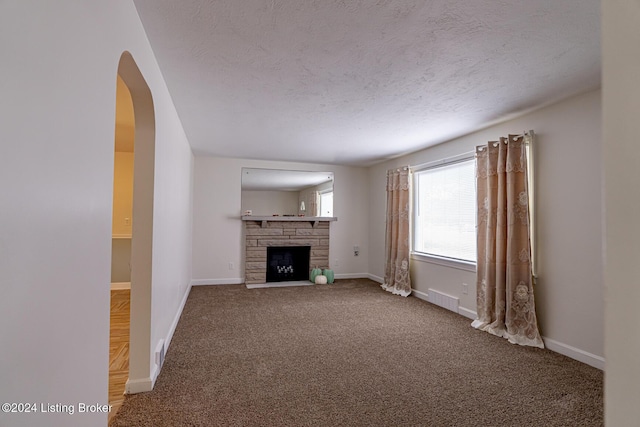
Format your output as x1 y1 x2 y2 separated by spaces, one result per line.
314 274 327 285
299 201 306 217
310 266 322 283
323 268 334 284
244 210 252 216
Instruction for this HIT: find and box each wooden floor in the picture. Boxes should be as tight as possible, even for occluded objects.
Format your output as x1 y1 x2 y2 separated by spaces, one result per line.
109 289 130 421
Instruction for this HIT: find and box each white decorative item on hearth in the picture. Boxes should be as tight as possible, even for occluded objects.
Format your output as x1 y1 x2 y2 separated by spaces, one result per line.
314 275 327 285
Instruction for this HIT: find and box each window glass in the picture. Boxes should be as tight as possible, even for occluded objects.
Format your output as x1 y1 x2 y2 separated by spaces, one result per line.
319 191 333 217
414 159 476 262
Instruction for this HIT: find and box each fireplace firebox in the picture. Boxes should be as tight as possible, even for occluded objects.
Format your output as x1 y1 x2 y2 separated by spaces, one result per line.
266 246 310 282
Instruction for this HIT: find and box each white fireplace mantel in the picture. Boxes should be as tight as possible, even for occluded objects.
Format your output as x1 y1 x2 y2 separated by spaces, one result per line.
241 216 337 228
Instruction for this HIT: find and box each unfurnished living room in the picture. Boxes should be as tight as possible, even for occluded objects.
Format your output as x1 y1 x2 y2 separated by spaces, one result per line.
1 1 638 427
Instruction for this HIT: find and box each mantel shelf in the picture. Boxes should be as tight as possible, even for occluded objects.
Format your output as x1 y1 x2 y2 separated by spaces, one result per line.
241 216 337 228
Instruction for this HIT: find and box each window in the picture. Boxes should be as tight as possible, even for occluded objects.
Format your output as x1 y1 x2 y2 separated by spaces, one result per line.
413 158 476 263
524 136 536 278
319 190 333 217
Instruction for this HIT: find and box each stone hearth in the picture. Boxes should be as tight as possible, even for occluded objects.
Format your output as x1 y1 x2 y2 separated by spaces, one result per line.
244 220 329 285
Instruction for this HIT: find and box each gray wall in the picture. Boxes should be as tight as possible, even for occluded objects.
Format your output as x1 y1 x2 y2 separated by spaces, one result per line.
602 0 640 423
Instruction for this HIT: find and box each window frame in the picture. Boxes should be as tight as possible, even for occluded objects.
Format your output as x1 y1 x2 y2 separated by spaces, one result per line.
524 134 537 281
411 152 477 272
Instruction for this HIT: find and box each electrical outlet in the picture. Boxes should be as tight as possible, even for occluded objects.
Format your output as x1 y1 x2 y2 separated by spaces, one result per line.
354 245 360 256
334 259 339 267
124 217 130 226
228 262 234 270
462 283 469 295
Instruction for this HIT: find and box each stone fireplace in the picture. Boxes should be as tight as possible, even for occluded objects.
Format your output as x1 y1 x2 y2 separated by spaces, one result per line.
243 219 331 285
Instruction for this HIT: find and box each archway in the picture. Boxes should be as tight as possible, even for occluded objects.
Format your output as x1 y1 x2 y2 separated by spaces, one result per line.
112 51 155 401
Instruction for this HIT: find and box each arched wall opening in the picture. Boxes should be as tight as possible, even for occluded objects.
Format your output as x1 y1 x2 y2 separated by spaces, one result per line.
115 51 156 394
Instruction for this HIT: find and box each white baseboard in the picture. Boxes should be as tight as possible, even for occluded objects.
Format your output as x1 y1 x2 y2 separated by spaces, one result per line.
125 376 153 394
367 274 384 283
542 336 604 370
410 290 602 369
412 289 477 320
334 273 369 280
191 278 244 286
389 280 605 370
127 283 193 394
151 283 192 386
196 274 382 284
411 289 429 301
458 306 477 320
164 284 191 358
246 281 314 289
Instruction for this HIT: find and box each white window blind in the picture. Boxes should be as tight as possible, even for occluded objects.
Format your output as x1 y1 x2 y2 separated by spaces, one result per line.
414 159 476 262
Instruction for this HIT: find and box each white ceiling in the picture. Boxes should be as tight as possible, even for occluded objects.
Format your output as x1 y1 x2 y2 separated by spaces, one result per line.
132 0 600 166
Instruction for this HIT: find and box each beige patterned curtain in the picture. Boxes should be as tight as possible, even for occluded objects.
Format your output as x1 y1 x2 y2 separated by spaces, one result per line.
382 167 411 296
309 191 319 217
299 190 320 216
472 135 543 348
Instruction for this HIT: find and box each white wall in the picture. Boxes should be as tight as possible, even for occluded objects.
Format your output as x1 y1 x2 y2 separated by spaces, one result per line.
368 89 603 366
112 152 134 236
193 157 369 284
0 2 193 426
148 73 194 388
111 152 134 284
603 0 640 423
111 238 132 283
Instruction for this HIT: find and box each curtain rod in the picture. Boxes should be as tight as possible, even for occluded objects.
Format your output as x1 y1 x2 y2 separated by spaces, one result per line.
476 130 535 151
408 130 535 171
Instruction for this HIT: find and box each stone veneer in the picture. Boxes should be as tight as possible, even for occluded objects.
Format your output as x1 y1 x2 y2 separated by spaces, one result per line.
244 220 330 285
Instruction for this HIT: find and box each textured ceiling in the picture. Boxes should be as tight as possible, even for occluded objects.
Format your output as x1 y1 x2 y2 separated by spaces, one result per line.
132 0 600 165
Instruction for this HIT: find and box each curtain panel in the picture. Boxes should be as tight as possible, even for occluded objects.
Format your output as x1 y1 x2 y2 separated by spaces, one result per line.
472 135 544 348
382 167 411 296
299 190 320 216
310 191 319 217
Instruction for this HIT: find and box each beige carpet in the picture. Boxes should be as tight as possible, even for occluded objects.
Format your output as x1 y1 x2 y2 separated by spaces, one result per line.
110 279 603 427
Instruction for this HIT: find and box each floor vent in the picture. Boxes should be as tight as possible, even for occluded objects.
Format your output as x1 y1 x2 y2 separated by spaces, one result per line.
427 289 459 313
155 339 165 370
